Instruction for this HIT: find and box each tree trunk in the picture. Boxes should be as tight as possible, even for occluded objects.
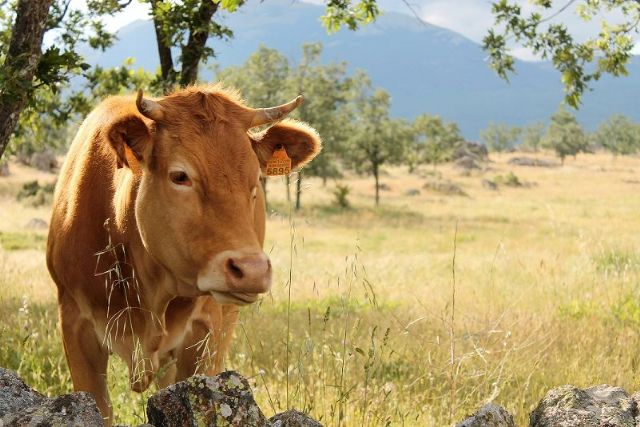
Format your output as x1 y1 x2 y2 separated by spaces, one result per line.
180 0 218 86
373 163 380 206
0 0 53 161
149 0 176 92
285 175 291 202
295 171 303 211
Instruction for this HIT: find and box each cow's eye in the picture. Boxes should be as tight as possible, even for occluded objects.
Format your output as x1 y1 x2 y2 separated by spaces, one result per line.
251 187 258 200
169 171 192 186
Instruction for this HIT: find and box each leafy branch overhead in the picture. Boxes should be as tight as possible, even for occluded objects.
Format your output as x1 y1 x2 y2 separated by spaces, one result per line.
483 0 640 107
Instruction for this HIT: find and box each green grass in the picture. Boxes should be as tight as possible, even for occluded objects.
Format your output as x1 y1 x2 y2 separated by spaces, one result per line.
0 231 46 251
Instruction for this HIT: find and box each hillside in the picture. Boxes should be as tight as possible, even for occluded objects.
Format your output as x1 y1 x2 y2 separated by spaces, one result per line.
82 0 640 139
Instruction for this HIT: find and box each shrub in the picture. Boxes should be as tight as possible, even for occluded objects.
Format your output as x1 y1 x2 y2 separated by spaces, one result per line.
332 183 351 209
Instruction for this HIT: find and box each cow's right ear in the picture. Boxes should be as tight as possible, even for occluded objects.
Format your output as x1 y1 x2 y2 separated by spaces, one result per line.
107 115 152 171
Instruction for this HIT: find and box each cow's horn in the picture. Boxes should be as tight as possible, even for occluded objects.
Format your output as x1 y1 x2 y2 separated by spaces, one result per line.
249 95 304 128
136 89 164 121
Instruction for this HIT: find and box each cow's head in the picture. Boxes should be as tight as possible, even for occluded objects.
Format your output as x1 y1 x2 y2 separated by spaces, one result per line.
106 85 321 304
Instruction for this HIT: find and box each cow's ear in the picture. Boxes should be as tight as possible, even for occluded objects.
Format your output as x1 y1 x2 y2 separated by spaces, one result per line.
107 115 152 171
251 119 321 171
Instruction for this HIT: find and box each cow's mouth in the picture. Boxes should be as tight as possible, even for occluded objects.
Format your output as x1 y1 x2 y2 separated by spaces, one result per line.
209 290 260 306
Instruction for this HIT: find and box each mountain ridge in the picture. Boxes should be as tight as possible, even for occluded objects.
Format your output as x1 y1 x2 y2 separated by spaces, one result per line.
83 0 640 139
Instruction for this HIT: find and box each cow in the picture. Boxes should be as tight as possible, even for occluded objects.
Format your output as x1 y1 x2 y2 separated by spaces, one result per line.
46 84 321 424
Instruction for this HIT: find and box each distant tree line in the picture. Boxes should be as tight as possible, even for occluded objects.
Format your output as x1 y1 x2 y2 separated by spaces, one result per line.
481 109 640 164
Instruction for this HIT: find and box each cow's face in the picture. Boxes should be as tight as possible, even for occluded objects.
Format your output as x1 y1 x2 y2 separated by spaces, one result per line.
107 86 320 304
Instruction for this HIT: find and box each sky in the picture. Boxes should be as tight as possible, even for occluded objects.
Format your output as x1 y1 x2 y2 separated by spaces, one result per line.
66 0 640 60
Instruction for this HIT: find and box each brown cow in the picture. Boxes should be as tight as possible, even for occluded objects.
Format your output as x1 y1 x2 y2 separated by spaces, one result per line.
46 84 321 424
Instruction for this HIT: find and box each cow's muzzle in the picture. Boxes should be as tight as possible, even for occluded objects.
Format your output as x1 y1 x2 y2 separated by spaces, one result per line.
223 252 272 294
197 250 272 300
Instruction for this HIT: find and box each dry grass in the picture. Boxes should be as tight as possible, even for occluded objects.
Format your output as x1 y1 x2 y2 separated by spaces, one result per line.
1 151 639 425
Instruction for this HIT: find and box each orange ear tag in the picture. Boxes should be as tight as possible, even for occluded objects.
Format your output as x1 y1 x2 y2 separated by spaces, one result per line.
266 146 291 176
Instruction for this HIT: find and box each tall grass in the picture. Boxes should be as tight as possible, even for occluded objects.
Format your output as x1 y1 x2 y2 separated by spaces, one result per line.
1 153 640 425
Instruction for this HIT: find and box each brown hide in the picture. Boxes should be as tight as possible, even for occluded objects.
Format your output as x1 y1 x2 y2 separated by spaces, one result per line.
46 84 321 424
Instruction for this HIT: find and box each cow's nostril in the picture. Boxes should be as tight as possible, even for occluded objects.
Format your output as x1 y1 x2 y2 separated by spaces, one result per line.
226 258 244 280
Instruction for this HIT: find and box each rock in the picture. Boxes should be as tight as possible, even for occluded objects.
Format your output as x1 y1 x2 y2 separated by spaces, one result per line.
1 392 104 427
0 161 9 177
455 156 481 171
529 384 636 427
0 368 46 417
423 179 467 196
0 368 103 426
25 218 48 230
453 141 488 161
269 409 323 427
405 188 421 196
482 179 498 190
30 150 58 172
456 403 515 427
508 157 557 167
631 392 640 425
378 183 391 191
147 370 268 427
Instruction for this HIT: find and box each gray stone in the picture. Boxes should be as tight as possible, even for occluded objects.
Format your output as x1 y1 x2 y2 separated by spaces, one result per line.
405 188 421 196
423 179 467 196
529 384 635 427
0 368 103 426
0 368 46 417
147 370 268 427
482 179 498 190
25 218 48 229
30 150 58 172
456 403 515 427
269 409 323 427
455 156 481 171
508 157 557 168
1 391 104 427
453 141 488 161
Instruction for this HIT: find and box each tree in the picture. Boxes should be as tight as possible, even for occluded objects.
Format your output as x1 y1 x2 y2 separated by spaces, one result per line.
0 0 379 163
480 123 521 152
593 115 640 157
216 45 290 205
484 1 640 107
348 87 407 206
521 122 546 152
287 43 353 210
411 115 461 171
543 107 587 164
0 0 58 159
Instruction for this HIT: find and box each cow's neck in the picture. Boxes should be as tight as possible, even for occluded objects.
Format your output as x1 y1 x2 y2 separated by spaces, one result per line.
111 169 175 341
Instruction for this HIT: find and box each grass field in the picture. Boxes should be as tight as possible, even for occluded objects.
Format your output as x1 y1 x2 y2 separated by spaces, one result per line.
1 152 640 426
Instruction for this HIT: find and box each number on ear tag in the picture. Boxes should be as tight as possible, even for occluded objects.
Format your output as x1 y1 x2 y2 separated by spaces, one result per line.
266 146 291 176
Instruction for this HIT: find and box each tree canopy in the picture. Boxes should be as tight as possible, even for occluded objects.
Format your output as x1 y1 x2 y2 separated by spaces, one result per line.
484 0 640 107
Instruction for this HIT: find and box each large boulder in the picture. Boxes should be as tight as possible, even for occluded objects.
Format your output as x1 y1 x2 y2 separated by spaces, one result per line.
0 368 103 426
269 409 323 427
0 367 46 417
456 403 516 427
147 371 268 427
453 141 488 161
529 385 636 427
30 150 58 172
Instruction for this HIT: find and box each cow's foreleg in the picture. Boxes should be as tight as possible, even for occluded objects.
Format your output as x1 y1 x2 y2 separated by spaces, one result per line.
175 302 239 379
59 298 111 425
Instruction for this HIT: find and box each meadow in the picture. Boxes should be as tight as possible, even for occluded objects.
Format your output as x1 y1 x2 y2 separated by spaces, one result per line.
1 152 639 426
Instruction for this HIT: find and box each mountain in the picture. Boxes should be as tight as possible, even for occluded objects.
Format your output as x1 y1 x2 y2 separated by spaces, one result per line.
82 0 640 140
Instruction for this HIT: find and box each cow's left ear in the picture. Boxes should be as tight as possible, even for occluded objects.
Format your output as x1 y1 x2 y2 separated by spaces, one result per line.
251 119 322 171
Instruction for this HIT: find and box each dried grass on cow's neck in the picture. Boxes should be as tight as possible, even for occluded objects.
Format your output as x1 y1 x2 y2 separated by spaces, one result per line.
95 218 158 389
